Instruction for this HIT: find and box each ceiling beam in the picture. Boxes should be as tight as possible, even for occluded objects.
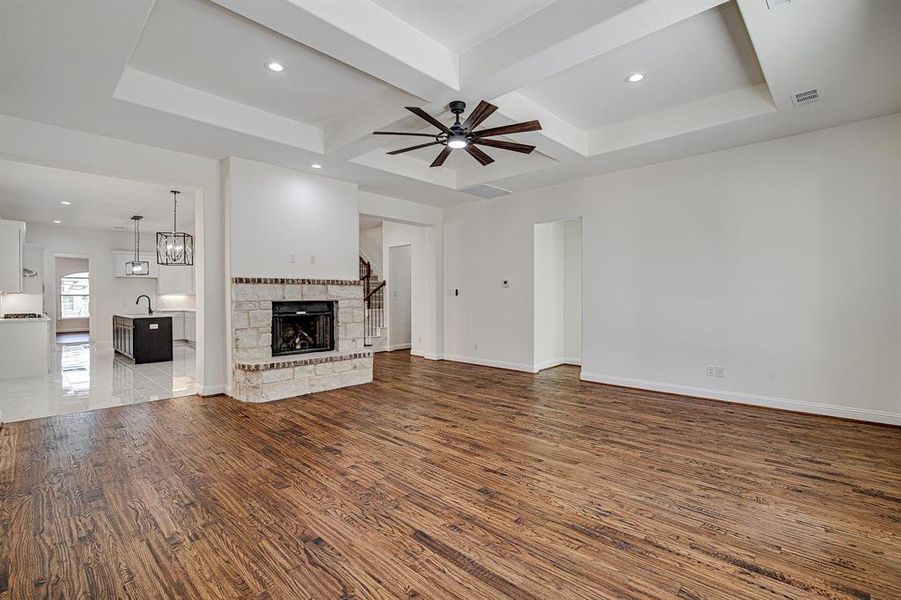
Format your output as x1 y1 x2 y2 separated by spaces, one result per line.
461 0 727 101
209 0 459 101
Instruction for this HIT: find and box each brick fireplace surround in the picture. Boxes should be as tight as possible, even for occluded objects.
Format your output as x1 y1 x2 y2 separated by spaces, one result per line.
229 277 373 402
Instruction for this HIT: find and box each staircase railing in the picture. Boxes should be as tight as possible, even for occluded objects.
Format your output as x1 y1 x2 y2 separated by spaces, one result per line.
363 281 385 347
359 256 385 347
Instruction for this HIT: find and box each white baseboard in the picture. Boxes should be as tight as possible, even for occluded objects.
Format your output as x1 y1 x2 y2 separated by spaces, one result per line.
197 384 227 396
534 358 565 371
389 343 412 351
422 353 443 361
564 357 581 366
442 353 536 373
580 372 901 426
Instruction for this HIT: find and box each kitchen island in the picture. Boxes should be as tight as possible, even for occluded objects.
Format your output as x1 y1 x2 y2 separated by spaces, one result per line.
113 314 172 364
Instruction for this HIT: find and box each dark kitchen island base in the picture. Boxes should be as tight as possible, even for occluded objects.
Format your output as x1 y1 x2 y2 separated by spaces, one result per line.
113 315 173 364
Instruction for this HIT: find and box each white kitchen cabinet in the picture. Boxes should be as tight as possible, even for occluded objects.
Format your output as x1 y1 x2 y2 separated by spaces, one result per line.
0 220 26 293
156 311 186 340
184 313 196 344
157 265 194 295
112 251 158 278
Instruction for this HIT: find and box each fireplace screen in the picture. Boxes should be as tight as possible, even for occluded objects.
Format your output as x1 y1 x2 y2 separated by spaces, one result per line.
271 301 335 356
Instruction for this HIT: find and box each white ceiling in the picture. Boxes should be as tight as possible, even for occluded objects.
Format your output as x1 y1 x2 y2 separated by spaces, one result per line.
0 160 195 232
521 2 764 129
373 0 554 54
0 0 899 208
130 0 417 129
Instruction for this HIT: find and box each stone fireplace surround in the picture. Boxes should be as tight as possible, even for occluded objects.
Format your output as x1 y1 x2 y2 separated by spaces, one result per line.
230 277 373 402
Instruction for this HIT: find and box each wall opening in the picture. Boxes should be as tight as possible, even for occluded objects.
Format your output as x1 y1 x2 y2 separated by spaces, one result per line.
533 218 581 371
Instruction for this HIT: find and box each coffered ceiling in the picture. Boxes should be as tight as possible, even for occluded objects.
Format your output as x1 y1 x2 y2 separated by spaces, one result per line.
1 0 899 207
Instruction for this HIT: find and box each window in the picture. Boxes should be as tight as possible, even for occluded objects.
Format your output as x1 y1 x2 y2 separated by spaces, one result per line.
60 272 90 319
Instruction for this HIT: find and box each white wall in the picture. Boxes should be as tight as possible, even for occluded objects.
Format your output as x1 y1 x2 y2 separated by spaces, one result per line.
359 225 383 275
388 244 412 349
563 218 582 364
226 156 358 279
26 223 158 342
443 113 901 424
533 221 565 370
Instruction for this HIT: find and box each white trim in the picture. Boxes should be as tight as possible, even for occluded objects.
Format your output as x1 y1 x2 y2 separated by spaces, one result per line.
564 358 581 366
534 358 566 371
422 352 443 361
197 384 227 396
580 372 901 426
389 343 412 351
442 353 536 373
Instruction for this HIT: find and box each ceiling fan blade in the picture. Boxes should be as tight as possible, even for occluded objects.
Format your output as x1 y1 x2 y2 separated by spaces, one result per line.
474 139 536 154
465 145 494 166
406 106 451 133
374 131 437 137
461 100 498 131
472 120 542 138
430 147 452 167
387 141 440 155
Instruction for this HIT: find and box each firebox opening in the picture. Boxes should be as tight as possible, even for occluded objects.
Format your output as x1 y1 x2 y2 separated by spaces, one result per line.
271 301 335 356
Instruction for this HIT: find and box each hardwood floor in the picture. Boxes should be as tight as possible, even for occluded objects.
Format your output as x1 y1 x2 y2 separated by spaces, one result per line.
1 351 899 599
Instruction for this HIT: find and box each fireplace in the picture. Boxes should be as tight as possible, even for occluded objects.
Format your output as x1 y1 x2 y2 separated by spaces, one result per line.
271 301 335 356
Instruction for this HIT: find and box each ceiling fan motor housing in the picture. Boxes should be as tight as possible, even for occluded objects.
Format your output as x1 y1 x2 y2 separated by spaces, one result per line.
449 100 466 116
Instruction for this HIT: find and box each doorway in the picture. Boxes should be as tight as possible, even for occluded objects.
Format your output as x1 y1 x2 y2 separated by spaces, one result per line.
55 255 91 342
388 244 412 351
533 218 581 371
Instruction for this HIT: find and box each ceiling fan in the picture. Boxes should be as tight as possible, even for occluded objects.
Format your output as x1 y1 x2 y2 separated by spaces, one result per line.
374 100 541 167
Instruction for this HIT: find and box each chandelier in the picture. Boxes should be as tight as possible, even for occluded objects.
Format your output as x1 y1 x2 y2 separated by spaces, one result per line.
126 215 149 276
156 190 194 266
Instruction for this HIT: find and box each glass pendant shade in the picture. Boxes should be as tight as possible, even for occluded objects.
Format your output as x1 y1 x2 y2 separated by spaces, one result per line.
157 190 194 266
125 260 150 276
126 215 149 277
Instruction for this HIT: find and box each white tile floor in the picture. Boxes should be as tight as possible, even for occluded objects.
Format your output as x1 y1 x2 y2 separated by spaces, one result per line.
0 342 196 423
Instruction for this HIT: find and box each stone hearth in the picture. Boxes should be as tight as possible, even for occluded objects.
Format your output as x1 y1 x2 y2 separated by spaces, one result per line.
230 278 373 402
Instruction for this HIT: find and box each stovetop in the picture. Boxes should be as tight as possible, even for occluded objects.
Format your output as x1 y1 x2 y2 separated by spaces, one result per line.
1 313 45 319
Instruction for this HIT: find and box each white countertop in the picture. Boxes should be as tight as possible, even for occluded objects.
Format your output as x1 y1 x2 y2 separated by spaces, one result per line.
113 313 171 319
0 316 51 324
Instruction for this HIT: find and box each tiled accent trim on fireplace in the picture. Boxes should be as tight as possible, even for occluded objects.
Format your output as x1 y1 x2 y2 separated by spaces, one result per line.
235 351 372 372
232 277 361 285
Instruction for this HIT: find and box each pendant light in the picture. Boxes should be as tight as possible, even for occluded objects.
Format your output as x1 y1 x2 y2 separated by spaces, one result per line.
126 216 149 276
156 190 194 266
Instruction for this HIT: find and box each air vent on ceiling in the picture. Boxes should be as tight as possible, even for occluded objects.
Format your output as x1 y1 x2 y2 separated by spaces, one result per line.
791 89 820 106
460 184 513 199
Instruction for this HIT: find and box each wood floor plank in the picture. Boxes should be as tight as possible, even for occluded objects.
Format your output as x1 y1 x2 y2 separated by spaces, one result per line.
1 351 899 599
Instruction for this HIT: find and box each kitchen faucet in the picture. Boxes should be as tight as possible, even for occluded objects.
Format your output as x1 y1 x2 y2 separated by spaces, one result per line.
136 295 153 315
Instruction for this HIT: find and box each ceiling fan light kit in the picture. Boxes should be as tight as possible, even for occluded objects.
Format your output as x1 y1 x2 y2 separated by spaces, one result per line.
374 100 541 167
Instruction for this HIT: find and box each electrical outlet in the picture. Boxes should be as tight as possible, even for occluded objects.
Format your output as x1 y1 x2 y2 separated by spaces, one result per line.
473 342 479 350
288 253 296 263
715 366 725 378
309 254 316 264
705 365 715 377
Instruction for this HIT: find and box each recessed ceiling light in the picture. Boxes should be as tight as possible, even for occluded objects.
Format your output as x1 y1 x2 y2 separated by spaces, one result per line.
626 72 645 83
266 61 285 73
60 201 71 205
311 163 322 169
53 220 62 224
